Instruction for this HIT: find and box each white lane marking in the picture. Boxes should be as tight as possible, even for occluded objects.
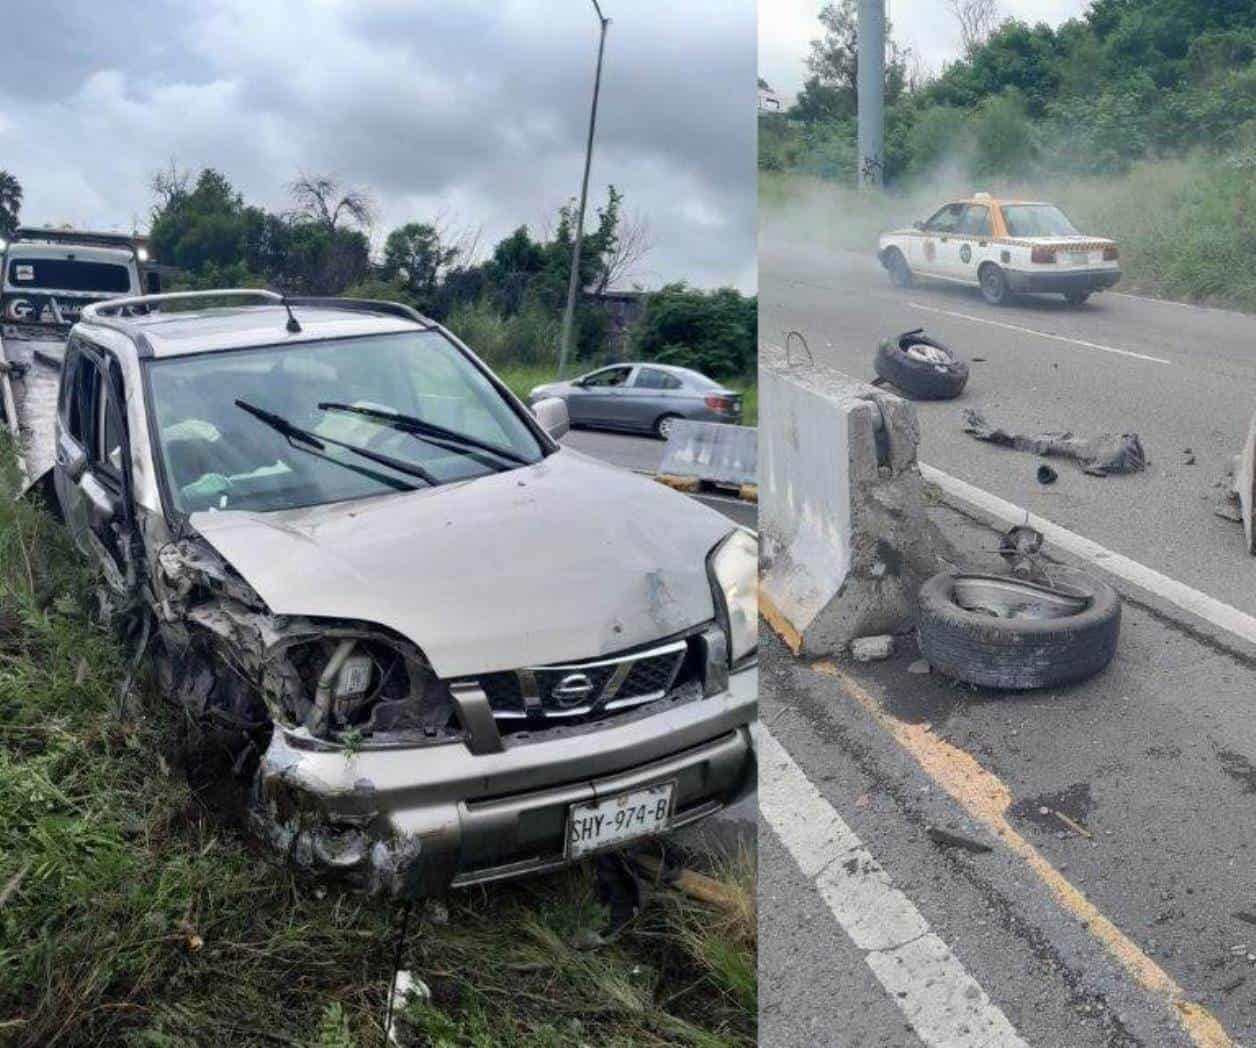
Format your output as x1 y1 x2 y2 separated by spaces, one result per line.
921 462 1256 646
759 727 1029 1048
905 301 1172 365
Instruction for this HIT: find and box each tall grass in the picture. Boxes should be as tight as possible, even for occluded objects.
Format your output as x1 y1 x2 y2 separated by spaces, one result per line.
762 150 1256 311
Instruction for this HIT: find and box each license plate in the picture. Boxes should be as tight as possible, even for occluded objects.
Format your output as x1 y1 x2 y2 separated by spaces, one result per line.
1067 251 1090 266
566 782 675 859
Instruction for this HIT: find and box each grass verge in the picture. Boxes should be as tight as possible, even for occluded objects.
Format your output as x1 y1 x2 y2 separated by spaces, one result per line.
0 454 755 1047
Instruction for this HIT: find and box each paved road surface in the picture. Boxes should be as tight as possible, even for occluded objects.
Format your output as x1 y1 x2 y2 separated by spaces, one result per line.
760 237 1256 617
760 231 1256 1046
761 502 1256 1047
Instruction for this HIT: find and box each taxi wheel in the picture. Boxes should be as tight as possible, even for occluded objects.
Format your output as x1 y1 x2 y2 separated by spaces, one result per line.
979 264 1010 305
885 249 913 288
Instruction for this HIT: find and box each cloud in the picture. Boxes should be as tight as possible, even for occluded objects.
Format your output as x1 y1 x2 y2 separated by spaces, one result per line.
0 0 756 291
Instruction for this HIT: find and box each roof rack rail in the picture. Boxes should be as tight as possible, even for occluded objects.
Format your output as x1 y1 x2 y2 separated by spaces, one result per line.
8 227 146 254
284 296 433 327
82 288 283 320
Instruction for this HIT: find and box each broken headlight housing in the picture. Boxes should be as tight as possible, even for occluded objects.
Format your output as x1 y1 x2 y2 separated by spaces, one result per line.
708 528 757 667
274 628 460 744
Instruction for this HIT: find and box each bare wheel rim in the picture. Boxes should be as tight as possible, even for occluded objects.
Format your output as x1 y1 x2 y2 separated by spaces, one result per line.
950 574 1091 621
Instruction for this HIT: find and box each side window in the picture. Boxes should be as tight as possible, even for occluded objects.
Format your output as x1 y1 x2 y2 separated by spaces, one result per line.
66 351 100 449
924 204 964 233
636 367 680 390
583 366 632 388
957 205 991 237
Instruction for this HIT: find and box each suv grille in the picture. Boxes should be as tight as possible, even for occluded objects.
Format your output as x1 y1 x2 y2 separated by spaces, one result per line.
473 639 689 725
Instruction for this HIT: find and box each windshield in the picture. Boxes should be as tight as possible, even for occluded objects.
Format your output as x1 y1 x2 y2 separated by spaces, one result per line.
1001 205 1080 238
147 330 544 514
6 257 132 292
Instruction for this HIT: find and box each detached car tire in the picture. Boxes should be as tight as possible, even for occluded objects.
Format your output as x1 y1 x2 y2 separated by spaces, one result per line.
874 329 969 400
916 569 1120 690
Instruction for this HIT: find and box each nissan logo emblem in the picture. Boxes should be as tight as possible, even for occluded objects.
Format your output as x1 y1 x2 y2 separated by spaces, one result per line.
550 672 595 708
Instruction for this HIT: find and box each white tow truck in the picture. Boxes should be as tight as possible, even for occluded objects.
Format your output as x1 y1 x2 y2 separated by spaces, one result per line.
0 228 159 484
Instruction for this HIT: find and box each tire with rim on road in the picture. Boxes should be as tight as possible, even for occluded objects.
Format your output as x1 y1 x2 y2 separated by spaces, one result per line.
873 329 969 400
979 263 1010 306
916 568 1121 690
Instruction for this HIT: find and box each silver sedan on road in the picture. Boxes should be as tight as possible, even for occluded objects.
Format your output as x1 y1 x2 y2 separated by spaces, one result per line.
529 362 742 439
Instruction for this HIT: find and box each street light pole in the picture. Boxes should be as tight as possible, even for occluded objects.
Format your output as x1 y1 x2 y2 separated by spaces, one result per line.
557 0 610 380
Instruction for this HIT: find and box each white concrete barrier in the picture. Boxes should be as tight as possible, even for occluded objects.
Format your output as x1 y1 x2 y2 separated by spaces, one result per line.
759 345 949 656
659 420 757 488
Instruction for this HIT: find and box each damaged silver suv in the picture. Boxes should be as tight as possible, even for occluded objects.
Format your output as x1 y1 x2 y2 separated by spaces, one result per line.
50 290 757 896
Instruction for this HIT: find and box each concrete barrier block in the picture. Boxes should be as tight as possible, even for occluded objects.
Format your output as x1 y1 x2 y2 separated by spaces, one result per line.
658 420 757 488
759 347 951 657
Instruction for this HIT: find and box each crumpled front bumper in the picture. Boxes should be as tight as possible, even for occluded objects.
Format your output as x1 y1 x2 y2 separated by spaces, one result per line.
249 663 758 896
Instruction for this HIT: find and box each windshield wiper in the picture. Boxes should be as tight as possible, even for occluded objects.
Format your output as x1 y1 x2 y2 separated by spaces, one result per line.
317 401 532 468
235 400 439 488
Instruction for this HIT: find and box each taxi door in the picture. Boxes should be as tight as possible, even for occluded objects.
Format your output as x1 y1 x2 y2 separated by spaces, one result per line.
912 203 965 277
945 204 993 283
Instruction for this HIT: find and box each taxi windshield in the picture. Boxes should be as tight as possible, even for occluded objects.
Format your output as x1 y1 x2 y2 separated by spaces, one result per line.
1002 205 1080 238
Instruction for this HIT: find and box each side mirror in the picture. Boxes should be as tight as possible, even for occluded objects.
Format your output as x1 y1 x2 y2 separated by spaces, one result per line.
912 220 925 231
79 472 118 527
531 396 570 441
145 270 161 294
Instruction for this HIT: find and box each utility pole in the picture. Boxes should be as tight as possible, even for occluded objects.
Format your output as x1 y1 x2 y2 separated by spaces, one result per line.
557 0 610 380
857 0 885 188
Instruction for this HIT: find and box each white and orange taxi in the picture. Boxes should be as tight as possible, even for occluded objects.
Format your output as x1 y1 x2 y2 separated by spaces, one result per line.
877 193 1121 306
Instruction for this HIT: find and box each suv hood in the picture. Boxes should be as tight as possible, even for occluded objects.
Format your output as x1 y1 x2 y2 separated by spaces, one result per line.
189 448 734 678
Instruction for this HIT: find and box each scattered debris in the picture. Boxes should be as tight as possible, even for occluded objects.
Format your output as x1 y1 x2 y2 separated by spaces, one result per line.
874 329 969 400
632 852 745 912
1221 976 1247 994
999 525 1045 577
1234 911 1256 927
1037 464 1058 485
855 792 872 808
926 826 993 854
851 635 894 662
0 862 30 910
907 658 931 674
386 969 433 1047
1052 809 1094 840
962 409 1146 476
971 357 987 363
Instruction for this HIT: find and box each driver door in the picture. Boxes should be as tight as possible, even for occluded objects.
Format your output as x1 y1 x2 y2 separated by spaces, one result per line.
53 340 130 587
912 203 965 276
569 365 634 426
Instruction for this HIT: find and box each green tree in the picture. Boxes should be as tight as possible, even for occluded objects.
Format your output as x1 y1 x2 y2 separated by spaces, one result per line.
0 170 21 238
381 223 460 301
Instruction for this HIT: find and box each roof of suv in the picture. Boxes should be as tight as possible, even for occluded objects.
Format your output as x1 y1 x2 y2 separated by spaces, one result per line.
79 301 429 359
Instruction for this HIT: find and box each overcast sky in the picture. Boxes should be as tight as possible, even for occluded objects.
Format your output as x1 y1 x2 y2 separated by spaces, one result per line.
759 0 1091 103
0 0 757 292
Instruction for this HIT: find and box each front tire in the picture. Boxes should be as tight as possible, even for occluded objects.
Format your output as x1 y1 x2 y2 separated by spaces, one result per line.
885 249 913 289
1064 290 1091 306
654 413 682 440
979 264 1010 306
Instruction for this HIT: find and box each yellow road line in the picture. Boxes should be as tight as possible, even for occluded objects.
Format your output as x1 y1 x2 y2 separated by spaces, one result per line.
758 590 802 655
812 659 1234 1048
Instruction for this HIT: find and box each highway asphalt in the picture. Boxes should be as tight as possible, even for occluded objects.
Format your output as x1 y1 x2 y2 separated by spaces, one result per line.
760 237 1256 617
759 233 1256 1046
